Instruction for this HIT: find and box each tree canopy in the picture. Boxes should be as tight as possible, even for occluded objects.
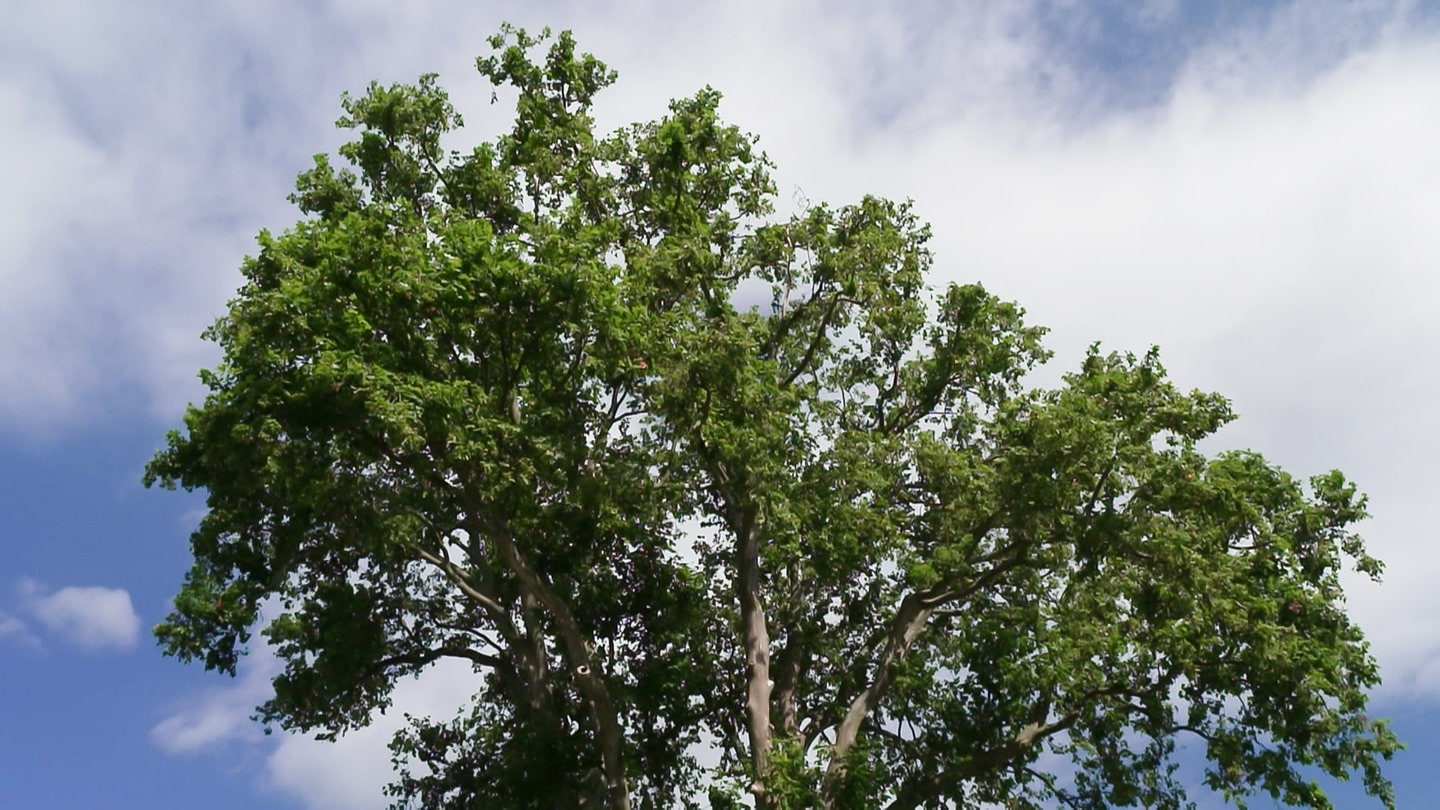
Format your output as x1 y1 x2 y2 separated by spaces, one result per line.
146 25 1399 809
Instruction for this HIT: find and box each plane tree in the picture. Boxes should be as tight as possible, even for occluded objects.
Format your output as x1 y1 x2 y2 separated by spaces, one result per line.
146 26 1398 809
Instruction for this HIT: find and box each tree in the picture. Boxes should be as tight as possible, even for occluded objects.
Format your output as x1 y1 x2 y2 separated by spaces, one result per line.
146 25 1399 810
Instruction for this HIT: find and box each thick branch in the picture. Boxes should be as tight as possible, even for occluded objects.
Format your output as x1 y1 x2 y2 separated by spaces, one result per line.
882 682 1150 810
770 634 808 739
414 545 512 628
483 515 632 810
780 294 845 387
881 711 1078 810
820 545 1024 806
820 590 935 806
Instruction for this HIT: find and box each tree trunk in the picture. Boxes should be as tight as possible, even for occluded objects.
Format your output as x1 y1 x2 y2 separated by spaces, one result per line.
736 514 775 807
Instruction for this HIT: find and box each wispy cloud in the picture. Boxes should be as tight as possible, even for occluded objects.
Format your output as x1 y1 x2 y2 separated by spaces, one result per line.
151 642 279 755
20 580 141 652
0 609 40 649
150 628 479 809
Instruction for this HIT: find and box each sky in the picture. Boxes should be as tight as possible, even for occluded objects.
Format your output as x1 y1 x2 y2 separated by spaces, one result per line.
2 0 1439 807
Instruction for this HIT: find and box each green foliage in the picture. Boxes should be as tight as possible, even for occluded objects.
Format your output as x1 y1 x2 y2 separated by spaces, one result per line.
147 24 1399 810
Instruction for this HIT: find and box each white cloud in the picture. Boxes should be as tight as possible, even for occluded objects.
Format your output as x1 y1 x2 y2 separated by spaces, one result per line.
151 627 480 810
21 580 141 652
152 703 256 755
149 591 479 809
0 610 39 649
150 609 284 756
867 26 1440 701
265 658 480 810
151 665 274 755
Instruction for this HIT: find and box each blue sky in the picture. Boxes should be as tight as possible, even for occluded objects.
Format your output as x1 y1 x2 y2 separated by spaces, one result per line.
3 1 1440 807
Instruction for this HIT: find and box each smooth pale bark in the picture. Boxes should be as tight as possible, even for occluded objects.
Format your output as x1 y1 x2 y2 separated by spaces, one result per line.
735 512 775 806
820 594 934 807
